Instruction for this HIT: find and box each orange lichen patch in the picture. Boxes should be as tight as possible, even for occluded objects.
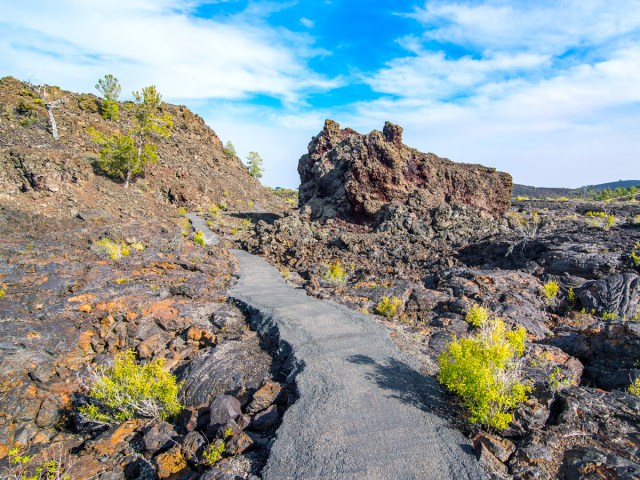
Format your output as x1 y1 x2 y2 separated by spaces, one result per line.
144 299 180 322
67 293 96 303
77 331 94 352
151 261 178 270
0 443 10 460
94 300 126 314
77 304 93 313
90 420 141 456
26 331 40 339
156 446 187 479
126 311 139 322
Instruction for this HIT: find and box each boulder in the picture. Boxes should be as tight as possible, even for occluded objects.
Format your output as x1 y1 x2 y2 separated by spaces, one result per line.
298 120 512 226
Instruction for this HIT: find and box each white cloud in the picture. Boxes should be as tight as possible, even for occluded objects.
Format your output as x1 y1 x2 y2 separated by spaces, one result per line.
300 17 315 28
0 0 336 102
408 0 640 54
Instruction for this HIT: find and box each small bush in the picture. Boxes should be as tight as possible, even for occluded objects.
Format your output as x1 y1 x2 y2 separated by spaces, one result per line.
203 440 225 465
543 280 559 307
548 366 572 393
194 230 206 247
601 312 619 320
465 305 490 327
80 350 182 423
239 218 253 230
209 204 221 219
438 315 529 430
566 287 575 306
281 268 291 279
3 447 72 480
93 238 130 261
179 207 187 215
323 259 348 285
632 243 640 266
375 296 403 317
629 378 640 396
0 289 4 299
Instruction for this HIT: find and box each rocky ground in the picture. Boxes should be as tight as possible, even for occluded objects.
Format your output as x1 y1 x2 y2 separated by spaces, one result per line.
0 211 296 479
233 198 640 479
0 76 294 479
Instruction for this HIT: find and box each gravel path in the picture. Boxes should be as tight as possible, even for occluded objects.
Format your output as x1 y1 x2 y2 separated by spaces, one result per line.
230 250 486 480
188 215 485 479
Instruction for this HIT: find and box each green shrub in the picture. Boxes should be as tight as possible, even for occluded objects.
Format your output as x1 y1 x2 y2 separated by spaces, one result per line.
438 316 529 430
3 447 71 480
203 440 225 465
80 350 182 423
281 268 291 279
543 280 559 307
323 259 348 285
0 289 4 299
548 366 572 393
465 305 490 327
375 296 403 317
601 312 619 320
632 243 640 266
566 287 575 306
194 230 206 247
209 204 221 219
92 238 130 261
629 378 640 396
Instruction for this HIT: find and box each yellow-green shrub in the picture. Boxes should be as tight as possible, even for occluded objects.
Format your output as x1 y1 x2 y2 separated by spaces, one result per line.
629 378 640 396
375 296 403 317
465 305 490 327
632 243 640 266
80 350 182 423
203 440 226 465
0 289 4 299
438 316 529 430
194 230 206 247
543 280 559 306
323 259 348 285
93 238 130 261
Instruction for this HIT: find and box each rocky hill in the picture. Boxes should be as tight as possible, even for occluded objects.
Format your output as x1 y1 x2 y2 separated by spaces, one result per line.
513 180 640 199
298 119 512 227
0 76 286 231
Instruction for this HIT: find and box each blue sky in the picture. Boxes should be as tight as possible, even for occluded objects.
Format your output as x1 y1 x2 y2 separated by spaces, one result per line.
1 0 639 188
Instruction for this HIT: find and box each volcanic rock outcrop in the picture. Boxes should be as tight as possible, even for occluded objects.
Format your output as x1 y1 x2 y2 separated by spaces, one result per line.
298 119 512 227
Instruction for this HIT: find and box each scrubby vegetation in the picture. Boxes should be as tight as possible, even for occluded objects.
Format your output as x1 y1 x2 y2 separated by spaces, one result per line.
194 229 206 246
203 440 226 465
323 259 348 285
543 280 559 307
80 350 182 424
375 296 403 317
438 307 530 430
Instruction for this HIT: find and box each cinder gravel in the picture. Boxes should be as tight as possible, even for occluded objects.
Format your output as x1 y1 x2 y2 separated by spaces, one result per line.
230 249 486 480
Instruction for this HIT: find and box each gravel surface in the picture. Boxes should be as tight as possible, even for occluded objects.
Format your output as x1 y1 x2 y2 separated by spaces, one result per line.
230 249 486 480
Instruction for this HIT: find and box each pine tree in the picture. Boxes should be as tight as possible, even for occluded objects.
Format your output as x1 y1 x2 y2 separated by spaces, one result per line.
89 85 172 188
246 151 264 179
95 74 121 121
223 140 237 158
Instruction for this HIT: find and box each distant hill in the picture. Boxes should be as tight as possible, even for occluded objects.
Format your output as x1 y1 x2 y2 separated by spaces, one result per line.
513 180 640 199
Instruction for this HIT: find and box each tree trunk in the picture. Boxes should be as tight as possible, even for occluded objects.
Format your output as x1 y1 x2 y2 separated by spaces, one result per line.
46 105 59 141
124 169 131 188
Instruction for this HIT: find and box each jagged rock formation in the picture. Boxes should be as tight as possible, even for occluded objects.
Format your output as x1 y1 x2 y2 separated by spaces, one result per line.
298 119 512 227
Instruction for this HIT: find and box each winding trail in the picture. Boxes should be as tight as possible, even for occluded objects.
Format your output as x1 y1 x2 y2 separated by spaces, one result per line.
190 216 486 479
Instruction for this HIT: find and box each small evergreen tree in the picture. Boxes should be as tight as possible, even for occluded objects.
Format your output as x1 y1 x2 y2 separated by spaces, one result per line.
223 140 236 158
95 74 121 121
246 151 264 179
89 85 172 188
